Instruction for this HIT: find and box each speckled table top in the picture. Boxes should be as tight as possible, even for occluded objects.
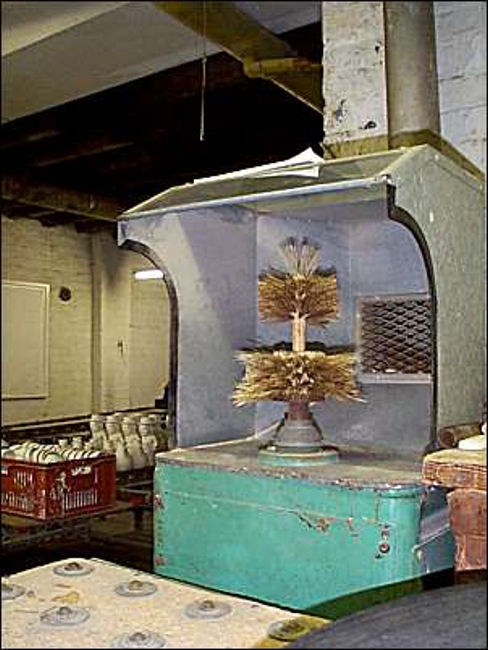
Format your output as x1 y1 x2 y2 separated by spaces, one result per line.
1 557 327 648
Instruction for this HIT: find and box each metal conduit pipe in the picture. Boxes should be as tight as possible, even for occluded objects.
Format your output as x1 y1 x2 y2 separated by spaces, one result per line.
383 1 441 148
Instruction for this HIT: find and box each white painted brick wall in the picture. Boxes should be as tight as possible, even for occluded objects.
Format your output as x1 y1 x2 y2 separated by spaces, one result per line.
2 214 170 425
435 1 486 171
2 215 92 424
322 1 388 147
321 1 486 172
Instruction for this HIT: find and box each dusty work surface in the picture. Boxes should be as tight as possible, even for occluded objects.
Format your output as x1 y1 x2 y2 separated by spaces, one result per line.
156 439 424 489
1 557 327 648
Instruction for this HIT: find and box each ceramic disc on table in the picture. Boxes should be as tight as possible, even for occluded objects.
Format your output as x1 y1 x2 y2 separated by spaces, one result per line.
40 605 90 626
114 580 158 597
112 630 166 648
267 618 314 642
2 582 26 600
184 598 232 620
53 561 94 577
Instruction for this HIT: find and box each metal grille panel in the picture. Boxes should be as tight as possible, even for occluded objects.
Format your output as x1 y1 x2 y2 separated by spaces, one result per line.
359 296 432 375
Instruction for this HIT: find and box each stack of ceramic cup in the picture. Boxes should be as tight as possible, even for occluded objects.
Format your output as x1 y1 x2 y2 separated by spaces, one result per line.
56 436 104 460
121 415 148 470
1 440 62 463
89 414 108 451
146 413 168 452
90 412 148 472
1 438 102 463
138 417 159 465
89 414 118 455
87 411 167 471
102 414 132 472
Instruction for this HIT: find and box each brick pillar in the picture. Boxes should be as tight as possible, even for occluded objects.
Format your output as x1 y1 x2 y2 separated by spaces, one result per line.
322 1 388 158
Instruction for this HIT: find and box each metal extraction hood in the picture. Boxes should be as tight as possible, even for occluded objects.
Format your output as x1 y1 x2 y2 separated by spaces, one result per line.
122 147 400 217
118 144 485 454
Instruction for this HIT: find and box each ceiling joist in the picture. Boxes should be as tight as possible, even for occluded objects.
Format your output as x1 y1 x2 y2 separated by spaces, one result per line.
2 175 123 222
1 18 323 224
154 1 323 113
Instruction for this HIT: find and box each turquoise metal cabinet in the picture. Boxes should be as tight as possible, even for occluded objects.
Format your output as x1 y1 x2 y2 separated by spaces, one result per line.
153 440 454 613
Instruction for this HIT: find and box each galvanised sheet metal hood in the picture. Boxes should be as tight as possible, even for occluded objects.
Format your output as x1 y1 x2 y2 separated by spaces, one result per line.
122 147 402 218
118 144 485 453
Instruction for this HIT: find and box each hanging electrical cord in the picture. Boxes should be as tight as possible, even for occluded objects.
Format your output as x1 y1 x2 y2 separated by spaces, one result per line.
199 0 207 142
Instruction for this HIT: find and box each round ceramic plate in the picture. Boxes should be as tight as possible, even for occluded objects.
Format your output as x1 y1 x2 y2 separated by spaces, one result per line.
112 630 166 649
267 619 312 642
2 582 26 601
53 561 94 577
40 605 90 626
184 598 232 620
114 580 158 597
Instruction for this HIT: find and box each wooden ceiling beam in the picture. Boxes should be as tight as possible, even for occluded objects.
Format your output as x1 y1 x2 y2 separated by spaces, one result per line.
1 176 124 221
26 96 319 177
59 121 320 190
0 129 63 152
31 139 134 169
96 137 319 198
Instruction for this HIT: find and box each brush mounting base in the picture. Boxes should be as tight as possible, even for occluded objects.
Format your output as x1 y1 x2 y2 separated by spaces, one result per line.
258 447 339 466
266 401 334 456
270 417 325 452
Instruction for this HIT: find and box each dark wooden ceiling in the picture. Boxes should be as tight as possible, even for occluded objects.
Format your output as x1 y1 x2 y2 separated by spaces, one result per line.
1 22 324 231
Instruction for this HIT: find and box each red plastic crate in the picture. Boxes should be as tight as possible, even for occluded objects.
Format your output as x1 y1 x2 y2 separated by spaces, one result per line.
1 454 116 520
